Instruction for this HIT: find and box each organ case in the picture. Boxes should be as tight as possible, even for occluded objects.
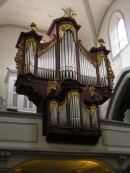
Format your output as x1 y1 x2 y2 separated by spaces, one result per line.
15 10 114 144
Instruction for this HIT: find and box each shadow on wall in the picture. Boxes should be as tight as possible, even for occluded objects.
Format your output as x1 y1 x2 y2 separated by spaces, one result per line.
106 67 130 121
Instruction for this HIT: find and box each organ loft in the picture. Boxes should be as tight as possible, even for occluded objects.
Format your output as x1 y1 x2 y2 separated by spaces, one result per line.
14 8 114 144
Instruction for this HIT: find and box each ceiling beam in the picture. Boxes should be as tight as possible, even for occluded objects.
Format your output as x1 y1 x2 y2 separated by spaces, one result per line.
82 0 97 46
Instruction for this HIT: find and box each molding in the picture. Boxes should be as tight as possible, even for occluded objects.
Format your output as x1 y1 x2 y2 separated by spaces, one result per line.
0 147 130 156
0 111 43 119
100 119 130 128
102 128 130 148
0 121 38 143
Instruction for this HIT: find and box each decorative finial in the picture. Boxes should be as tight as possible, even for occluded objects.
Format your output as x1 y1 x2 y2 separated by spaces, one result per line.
28 22 37 31
62 7 77 19
97 38 105 47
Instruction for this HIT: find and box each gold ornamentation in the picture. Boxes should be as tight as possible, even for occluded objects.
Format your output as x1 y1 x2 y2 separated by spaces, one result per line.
47 81 58 95
59 99 67 112
25 39 36 55
82 103 98 115
59 24 76 41
97 38 105 47
28 22 37 31
106 58 115 87
90 105 97 115
62 7 77 19
85 85 102 101
38 40 56 57
79 46 97 67
97 52 104 66
68 91 80 102
50 100 58 112
15 42 23 74
82 103 90 114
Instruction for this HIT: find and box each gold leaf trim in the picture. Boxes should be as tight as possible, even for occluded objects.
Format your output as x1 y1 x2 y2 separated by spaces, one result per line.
82 103 90 114
90 105 97 115
50 100 58 112
59 24 76 41
106 58 115 87
25 39 36 55
79 46 97 67
68 91 80 102
15 42 23 74
47 81 58 95
59 99 67 112
38 40 56 57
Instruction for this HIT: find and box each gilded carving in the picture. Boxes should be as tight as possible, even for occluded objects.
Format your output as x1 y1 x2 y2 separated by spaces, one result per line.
50 100 58 112
97 52 104 66
59 24 76 41
90 105 97 115
82 103 90 114
68 91 80 102
106 58 115 87
59 99 67 112
79 46 97 67
85 85 102 101
82 103 98 116
62 7 77 19
14 42 23 74
25 39 36 55
38 40 56 57
47 81 59 95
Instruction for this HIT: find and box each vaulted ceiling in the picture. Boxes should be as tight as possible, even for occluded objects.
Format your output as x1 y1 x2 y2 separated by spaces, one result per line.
0 0 114 48
0 0 114 46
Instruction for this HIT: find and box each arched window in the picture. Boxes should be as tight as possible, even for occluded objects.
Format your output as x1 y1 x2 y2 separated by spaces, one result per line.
109 12 128 58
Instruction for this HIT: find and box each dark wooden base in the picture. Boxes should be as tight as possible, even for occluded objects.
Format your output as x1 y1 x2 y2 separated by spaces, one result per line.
46 127 101 145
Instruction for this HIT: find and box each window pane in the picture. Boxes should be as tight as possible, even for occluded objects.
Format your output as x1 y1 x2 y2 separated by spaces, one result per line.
117 19 128 50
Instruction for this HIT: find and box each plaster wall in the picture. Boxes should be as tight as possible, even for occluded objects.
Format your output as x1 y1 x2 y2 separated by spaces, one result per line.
0 26 48 99
98 0 130 118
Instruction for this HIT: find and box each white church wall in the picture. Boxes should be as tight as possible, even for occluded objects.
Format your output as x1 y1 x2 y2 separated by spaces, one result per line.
0 26 48 100
98 0 130 119
0 111 130 155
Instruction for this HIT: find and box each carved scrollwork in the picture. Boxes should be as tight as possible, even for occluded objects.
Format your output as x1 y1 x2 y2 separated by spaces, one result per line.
79 46 97 67
38 40 56 57
50 100 58 112
59 24 76 41
68 91 80 102
25 39 36 55
14 42 23 74
47 81 59 95
106 58 115 87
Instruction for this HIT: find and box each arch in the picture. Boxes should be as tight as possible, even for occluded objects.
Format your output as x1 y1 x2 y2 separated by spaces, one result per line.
106 67 130 120
10 158 116 173
108 10 128 58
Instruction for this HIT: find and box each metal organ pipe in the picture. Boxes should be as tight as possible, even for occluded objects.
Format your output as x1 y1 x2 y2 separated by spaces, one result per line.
79 50 97 85
82 106 90 128
99 57 108 86
69 95 80 127
37 44 56 79
25 42 35 74
60 30 77 80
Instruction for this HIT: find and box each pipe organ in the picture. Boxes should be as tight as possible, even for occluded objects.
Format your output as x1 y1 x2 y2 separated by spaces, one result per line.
15 8 114 145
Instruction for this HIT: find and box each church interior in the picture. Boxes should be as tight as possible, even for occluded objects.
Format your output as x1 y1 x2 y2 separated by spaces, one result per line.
0 0 130 172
